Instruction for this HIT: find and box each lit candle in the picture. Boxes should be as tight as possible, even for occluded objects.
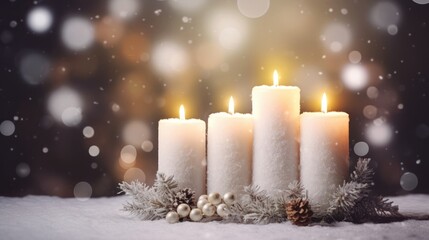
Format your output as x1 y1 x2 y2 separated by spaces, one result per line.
207 97 253 194
158 105 206 197
252 70 300 196
300 93 349 212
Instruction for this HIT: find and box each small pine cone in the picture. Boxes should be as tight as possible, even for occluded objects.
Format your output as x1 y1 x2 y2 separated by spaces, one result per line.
286 198 313 226
173 188 196 208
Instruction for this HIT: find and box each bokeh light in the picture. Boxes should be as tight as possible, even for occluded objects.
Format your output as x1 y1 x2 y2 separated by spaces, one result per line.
141 140 154 153
354 141 369 157
237 0 270 19
207 9 247 51
108 0 140 20
0 120 15 136
168 0 208 13
341 64 369 91
366 86 379 99
321 22 351 53
122 120 151 147
124 168 146 182
387 24 398 35
366 119 393 146
73 181 92 201
413 0 429 4
19 53 51 85
370 2 400 30
88 145 100 157
400 172 418 191
16 163 30 178
27 7 53 33
61 16 95 51
83 126 95 138
47 87 83 125
363 105 378 119
348 50 362 64
61 107 82 127
120 145 137 164
152 41 189 77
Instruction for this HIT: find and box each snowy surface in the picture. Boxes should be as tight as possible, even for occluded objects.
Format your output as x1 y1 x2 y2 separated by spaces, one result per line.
1 195 428 240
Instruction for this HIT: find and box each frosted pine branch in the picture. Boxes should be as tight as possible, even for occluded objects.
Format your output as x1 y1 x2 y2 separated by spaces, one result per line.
327 158 401 222
119 173 178 220
223 186 286 224
285 180 305 200
350 158 374 186
327 181 369 219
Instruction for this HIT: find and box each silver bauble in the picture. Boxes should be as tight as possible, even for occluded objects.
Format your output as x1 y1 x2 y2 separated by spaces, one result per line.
223 192 236 205
166 211 179 224
208 192 222 205
176 203 191 217
189 208 203 222
202 203 216 216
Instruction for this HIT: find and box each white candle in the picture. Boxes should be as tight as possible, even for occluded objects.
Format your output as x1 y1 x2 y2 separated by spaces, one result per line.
300 93 349 212
207 97 253 194
158 105 206 197
252 70 300 196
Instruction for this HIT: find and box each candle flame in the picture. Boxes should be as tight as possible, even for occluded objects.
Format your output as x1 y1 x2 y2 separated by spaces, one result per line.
321 93 328 113
228 96 234 114
179 105 185 120
273 70 279 86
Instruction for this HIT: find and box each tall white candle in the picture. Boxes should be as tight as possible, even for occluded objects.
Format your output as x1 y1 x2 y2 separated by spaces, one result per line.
207 97 253 194
252 70 300 196
158 105 206 197
300 93 349 212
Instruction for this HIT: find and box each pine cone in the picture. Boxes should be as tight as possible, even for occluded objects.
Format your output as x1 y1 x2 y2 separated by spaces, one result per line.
286 198 313 226
172 188 195 208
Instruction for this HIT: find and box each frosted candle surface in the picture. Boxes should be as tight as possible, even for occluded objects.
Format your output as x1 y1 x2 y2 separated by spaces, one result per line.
252 86 300 196
158 118 206 197
207 112 253 194
300 112 349 212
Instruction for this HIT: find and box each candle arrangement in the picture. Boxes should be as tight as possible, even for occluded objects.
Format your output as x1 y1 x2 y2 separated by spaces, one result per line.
158 70 347 206
121 70 400 226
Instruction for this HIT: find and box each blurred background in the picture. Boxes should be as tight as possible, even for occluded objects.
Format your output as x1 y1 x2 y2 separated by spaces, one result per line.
0 0 428 198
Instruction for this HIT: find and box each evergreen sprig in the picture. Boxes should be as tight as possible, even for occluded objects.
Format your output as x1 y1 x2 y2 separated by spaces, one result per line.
119 173 177 220
327 158 401 222
224 186 286 224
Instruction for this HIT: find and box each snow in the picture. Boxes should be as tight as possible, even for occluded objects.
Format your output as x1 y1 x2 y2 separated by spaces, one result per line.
0 195 428 240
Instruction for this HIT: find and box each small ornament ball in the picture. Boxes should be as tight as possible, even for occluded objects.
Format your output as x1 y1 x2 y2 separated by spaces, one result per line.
166 211 180 224
198 194 208 201
197 198 208 209
202 203 216 216
189 208 203 221
216 203 228 217
208 192 222 205
223 192 236 205
177 203 191 217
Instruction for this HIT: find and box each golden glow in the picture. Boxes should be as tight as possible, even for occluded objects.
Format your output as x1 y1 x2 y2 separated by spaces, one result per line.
273 70 279 86
228 96 234 114
179 105 185 120
321 93 328 113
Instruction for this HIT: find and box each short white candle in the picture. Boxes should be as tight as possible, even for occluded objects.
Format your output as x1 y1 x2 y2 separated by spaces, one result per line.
207 97 253 194
158 105 206 197
300 93 349 212
252 70 300 196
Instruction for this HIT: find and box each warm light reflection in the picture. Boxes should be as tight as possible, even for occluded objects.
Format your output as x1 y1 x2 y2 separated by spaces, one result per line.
273 70 279 86
228 96 234 114
321 93 328 113
179 105 185 120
